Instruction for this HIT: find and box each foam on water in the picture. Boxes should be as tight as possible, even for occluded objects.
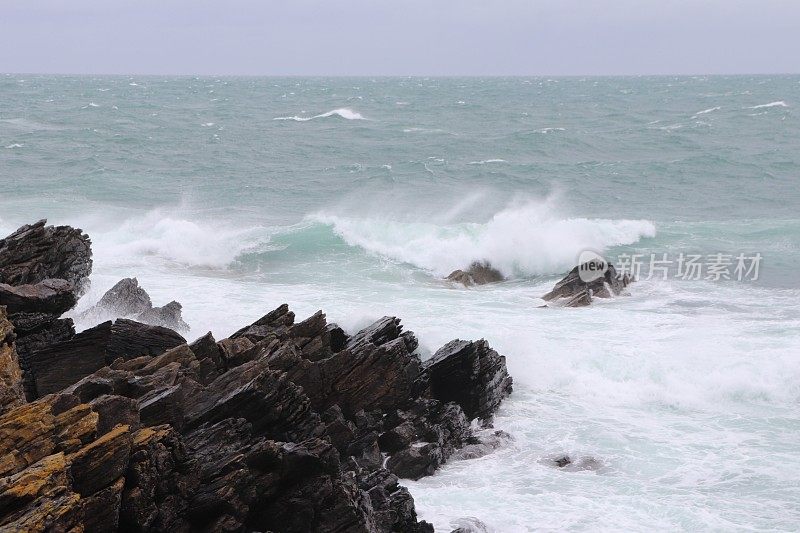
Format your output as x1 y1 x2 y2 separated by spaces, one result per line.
312 199 656 277
748 100 788 109
273 107 365 121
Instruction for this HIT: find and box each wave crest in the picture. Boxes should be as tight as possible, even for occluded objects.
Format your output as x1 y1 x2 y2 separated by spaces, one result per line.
311 201 656 277
274 108 365 122
748 101 788 109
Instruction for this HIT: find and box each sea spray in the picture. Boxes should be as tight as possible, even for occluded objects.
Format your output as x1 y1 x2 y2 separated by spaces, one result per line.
312 200 656 277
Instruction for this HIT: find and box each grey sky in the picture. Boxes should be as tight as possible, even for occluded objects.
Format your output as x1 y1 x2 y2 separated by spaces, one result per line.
2 0 799 75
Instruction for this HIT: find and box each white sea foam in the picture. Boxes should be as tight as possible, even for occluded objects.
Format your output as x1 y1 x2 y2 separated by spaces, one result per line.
748 101 788 109
693 106 721 117
468 159 507 165
312 199 656 277
4 143 23 149
273 108 365 122
87 210 270 270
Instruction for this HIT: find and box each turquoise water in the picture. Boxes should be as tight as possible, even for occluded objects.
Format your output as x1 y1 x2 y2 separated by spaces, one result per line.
2 75 799 531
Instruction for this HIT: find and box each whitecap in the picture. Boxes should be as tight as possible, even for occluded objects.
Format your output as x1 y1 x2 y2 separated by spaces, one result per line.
273 108 365 122
748 101 788 109
201 122 215 127
4 143 23 149
692 106 720 117
468 159 507 165
310 199 656 278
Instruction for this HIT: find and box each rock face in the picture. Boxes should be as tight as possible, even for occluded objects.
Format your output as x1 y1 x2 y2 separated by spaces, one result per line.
0 303 513 532
26 318 186 398
0 307 25 414
447 261 505 286
0 221 94 390
0 279 78 315
81 278 189 332
425 339 513 422
0 219 92 294
543 263 632 307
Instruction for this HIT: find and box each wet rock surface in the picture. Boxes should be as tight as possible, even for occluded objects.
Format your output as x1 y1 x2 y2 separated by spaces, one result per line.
0 219 92 294
543 262 632 307
447 261 505 286
81 278 190 333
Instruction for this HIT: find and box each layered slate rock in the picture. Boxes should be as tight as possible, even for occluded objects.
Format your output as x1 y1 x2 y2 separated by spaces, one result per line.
0 219 92 294
447 261 505 286
0 303 512 531
80 278 190 333
0 307 25 414
0 220 94 386
0 279 78 315
543 262 632 307
425 339 513 421
27 319 185 398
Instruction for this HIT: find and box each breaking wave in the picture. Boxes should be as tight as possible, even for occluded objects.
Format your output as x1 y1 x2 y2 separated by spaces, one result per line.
311 200 656 277
273 108 366 122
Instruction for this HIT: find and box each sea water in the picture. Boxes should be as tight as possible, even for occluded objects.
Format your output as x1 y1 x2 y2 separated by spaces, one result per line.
1 75 799 531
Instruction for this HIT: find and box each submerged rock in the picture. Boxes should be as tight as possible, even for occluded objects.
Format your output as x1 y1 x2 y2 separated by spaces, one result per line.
447 261 505 286
81 278 190 332
543 262 632 307
450 516 491 533
547 454 603 471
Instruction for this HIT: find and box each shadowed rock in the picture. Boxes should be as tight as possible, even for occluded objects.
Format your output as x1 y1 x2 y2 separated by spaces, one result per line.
543 262 632 307
0 279 78 315
0 219 92 295
447 261 505 286
27 319 185 398
425 339 513 421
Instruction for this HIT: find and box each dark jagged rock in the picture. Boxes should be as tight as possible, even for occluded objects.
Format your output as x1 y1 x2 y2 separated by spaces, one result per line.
425 339 513 421
0 219 92 294
0 279 78 315
0 301 512 532
27 319 185 398
230 303 294 341
447 260 505 286
7 312 75 358
81 278 190 333
543 262 631 306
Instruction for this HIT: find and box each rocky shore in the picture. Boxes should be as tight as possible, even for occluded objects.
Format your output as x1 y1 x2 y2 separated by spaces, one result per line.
0 221 513 532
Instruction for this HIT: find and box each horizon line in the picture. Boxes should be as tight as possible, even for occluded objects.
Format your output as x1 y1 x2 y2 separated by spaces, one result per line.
4 71 800 78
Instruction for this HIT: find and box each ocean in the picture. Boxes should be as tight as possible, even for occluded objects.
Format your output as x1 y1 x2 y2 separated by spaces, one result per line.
1 74 799 531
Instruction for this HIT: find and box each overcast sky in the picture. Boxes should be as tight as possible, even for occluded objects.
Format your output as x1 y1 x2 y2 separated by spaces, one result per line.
2 0 799 76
